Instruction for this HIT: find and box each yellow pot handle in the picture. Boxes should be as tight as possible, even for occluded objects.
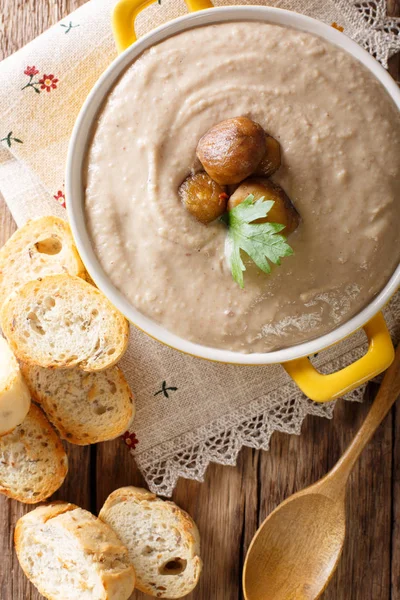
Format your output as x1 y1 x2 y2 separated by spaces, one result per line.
283 312 394 403
113 0 214 53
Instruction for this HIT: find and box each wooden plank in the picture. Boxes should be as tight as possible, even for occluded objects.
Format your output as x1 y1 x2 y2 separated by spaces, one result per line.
0 0 86 59
393 402 400 600
248 385 393 600
322 387 393 600
96 434 261 599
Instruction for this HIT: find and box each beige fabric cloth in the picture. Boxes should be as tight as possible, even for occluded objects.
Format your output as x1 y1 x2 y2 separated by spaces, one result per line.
0 0 399 495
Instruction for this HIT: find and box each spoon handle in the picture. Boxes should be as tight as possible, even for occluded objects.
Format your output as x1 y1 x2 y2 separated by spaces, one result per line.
317 344 400 499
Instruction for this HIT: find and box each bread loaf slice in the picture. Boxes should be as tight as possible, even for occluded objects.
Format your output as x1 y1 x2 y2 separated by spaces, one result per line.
20 363 135 445
0 404 68 503
99 487 202 598
15 502 136 600
0 217 86 308
0 336 31 436
0 274 129 371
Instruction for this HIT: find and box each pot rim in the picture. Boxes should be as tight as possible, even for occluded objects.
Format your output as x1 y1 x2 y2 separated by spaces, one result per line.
66 5 400 365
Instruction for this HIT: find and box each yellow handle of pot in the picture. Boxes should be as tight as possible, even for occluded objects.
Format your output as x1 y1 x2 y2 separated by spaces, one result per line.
113 0 214 53
283 312 394 403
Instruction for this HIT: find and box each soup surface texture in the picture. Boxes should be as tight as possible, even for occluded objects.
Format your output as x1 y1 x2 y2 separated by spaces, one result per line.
85 22 400 352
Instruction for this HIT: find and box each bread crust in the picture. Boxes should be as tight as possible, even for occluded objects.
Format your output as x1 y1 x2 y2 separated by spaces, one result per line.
0 216 86 308
99 486 202 598
15 503 136 600
20 363 135 445
0 274 129 371
0 404 68 503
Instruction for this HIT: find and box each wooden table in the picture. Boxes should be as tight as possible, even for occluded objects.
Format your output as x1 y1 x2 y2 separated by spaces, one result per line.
0 1 399 598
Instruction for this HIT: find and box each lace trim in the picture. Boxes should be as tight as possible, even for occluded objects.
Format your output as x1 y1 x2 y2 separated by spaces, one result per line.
132 346 373 495
337 0 400 67
136 383 367 496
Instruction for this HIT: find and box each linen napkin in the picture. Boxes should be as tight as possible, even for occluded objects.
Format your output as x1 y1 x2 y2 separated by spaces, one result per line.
0 0 399 495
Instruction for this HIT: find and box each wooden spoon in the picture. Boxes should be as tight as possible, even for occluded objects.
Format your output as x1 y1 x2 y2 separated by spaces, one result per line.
243 344 400 600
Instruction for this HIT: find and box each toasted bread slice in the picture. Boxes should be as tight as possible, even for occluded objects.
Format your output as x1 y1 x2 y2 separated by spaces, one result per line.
0 274 129 371
15 502 136 600
0 336 31 436
99 486 202 598
0 404 68 503
20 363 135 445
0 217 86 309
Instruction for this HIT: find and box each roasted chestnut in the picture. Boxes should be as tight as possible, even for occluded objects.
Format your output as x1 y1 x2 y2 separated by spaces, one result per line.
255 134 281 177
196 117 266 185
228 178 300 235
179 172 228 224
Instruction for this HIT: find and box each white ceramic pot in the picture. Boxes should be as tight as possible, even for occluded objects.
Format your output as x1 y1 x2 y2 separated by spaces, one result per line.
66 0 400 402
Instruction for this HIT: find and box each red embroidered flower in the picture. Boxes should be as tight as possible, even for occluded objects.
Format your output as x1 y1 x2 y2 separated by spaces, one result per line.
24 66 39 76
122 431 139 449
39 74 58 92
54 190 66 208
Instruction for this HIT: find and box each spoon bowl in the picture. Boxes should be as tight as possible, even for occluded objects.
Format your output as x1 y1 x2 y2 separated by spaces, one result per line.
243 491 346 600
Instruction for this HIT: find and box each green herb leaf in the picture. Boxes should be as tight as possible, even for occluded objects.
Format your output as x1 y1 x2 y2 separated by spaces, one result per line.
225 194 294 288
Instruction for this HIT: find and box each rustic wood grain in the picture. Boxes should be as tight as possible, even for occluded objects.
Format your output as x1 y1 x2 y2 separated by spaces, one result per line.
244 351 400 600
393 401 400 600
0 1 399 599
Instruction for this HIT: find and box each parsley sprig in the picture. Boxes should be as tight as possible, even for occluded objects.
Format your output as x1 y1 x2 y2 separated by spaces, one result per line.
224 194 294 288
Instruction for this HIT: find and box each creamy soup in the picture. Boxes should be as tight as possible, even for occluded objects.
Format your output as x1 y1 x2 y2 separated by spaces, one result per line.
85 22 400 352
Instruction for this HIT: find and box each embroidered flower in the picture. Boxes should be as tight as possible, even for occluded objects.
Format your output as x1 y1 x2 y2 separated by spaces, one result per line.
39 74 59 92
54 190 66 208
24 66 39 76
122 431 139 449
22 67 41 93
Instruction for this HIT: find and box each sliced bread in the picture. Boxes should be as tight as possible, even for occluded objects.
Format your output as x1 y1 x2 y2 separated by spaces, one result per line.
99 486 202 598
0 335 31 436
0 216 86 308
15 502 136 600
20 363 135 445
0 274 129 371
0 404 68 503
